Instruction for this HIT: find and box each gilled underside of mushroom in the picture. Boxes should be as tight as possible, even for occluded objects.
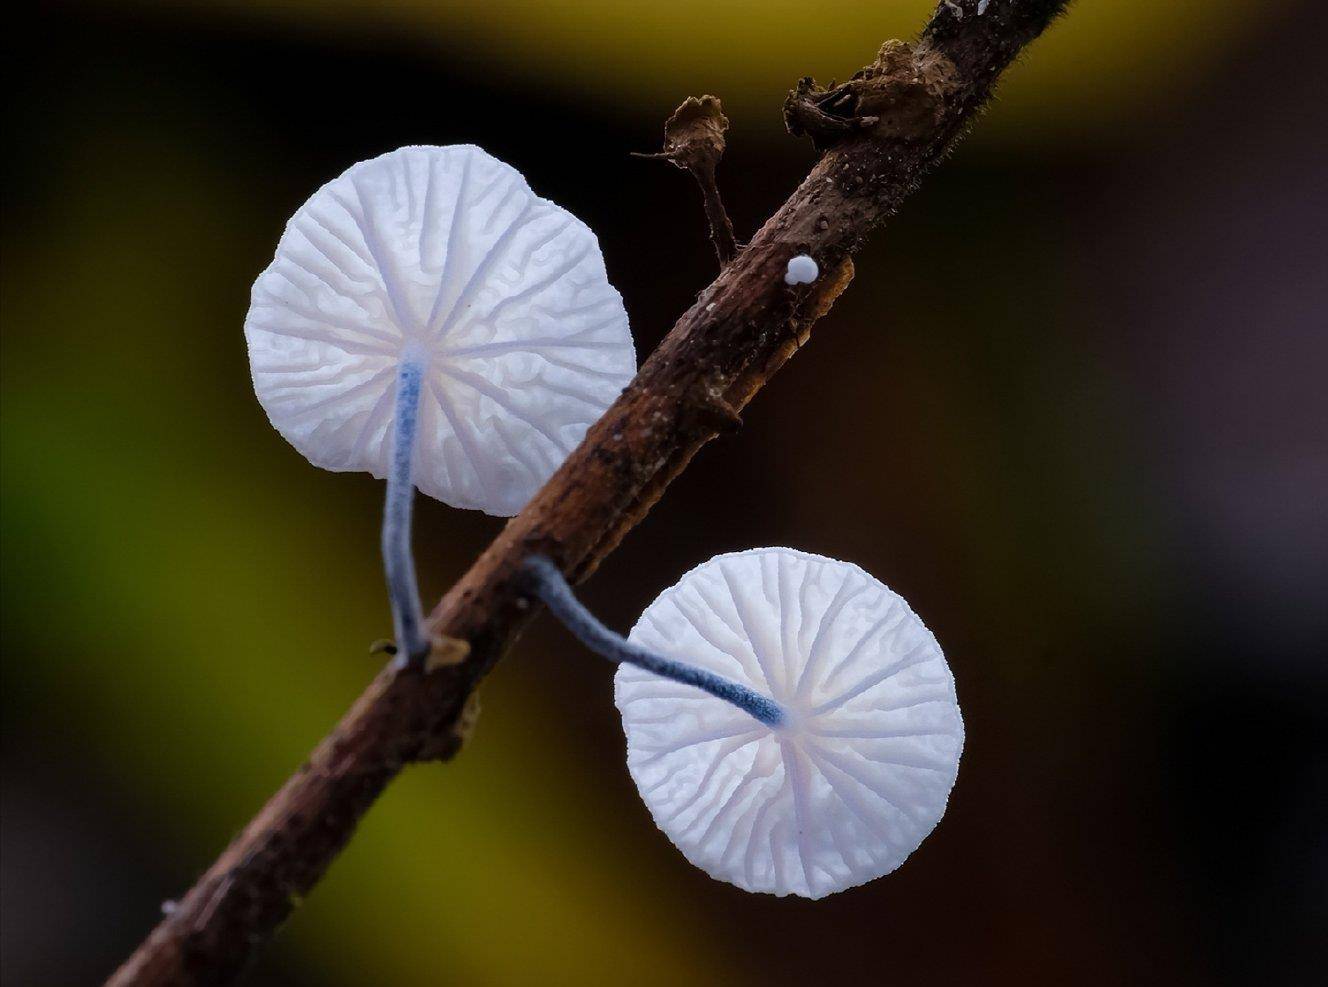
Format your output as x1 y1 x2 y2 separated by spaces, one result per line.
530 547 963 899
244 144 638 668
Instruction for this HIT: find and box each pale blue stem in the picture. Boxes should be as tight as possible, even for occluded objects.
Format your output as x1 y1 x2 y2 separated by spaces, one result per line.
383 358 429 666
523 555 784 727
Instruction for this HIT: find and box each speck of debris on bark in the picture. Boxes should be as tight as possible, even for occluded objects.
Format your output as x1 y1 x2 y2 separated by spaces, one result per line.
785 40 959 151
425 634 471 671
448 691 482 754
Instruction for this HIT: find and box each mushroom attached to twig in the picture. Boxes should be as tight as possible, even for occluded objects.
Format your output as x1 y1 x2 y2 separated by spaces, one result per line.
615 548 962 898
524 548 962 898
245 145 635 663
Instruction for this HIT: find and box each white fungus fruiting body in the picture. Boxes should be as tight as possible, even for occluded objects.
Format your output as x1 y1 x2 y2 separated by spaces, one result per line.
784 254 819 285
615 548 963 899
245 145 635 516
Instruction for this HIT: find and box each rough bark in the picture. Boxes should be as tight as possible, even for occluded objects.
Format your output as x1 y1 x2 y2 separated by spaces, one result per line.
108 3 1069 983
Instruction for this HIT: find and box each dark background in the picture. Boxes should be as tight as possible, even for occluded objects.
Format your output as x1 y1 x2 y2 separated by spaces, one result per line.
4 1 1325 984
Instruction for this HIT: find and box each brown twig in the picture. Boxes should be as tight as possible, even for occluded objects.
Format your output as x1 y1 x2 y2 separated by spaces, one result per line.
107 3 1069 983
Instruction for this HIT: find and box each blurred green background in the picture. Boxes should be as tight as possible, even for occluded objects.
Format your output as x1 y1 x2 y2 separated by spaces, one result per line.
4 1 1325 984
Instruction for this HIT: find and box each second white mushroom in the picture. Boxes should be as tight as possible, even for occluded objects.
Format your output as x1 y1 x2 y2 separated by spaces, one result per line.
618 548 962 898
524 547 963 899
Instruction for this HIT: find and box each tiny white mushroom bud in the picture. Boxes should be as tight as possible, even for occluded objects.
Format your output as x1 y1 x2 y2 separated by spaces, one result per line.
616 547 963 899
245 144 636 517
784 254 819 286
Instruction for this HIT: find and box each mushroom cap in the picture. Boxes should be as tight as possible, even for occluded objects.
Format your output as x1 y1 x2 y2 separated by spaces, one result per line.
615 547 963 898
245 145 635 516
784 254 819 285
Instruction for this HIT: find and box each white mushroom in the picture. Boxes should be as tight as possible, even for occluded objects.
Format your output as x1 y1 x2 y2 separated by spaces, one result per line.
784 254 819 285
245 145 635 660
614 547 963 898
246 144 635 516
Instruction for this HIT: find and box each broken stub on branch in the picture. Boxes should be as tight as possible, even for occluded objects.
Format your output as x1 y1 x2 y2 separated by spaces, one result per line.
784 40 958 151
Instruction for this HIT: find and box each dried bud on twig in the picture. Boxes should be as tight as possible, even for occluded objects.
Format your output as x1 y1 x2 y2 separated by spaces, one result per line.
634 95 738 265
658 94 729 172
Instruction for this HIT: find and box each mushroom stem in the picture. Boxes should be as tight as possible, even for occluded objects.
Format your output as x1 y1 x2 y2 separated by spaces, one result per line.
522 555 784 727
383 357 429 666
